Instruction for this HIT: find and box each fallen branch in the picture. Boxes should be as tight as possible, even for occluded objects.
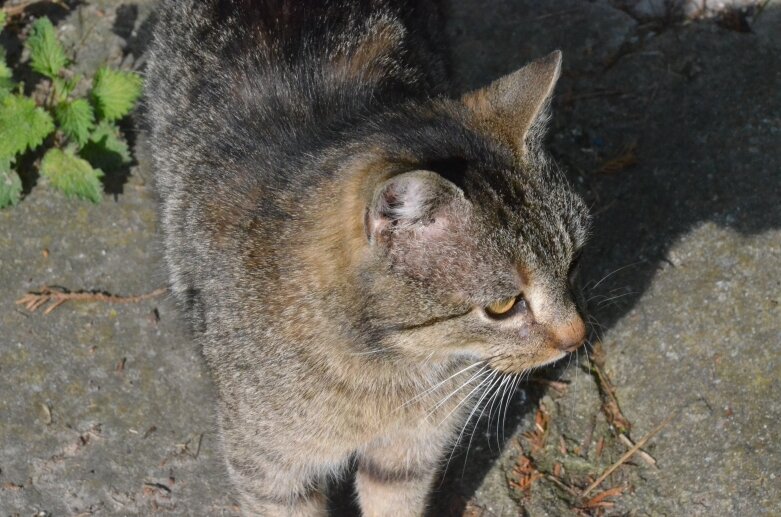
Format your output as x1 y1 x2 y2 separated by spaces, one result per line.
618 433 657 467
595 142 638 175
579 485 626 510
16 285 167 314
544 474 581 499
582 413 674 497
588 343 632 433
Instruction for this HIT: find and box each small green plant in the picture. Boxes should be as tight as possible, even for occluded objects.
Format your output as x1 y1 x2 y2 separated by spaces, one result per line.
0 14 142 208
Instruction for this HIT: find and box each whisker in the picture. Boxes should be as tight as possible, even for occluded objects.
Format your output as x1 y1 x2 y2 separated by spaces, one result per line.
586 287 632 304
588 261 643 292
496 375 516 447
425 365 488 419
501 373 523 444
586 315 606 343
486 375 512 450
441 370 501 478
425 366 490 421
575 347 580 382
469 370 507 454
434 367 495 426
397 360 485 411
587 314 606 330
596 290 637 308
459 373 505 476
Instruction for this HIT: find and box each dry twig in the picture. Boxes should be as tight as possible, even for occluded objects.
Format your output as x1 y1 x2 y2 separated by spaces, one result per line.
579 485 627 510
507 454 542 496
544 474 580 499
596 142 638 174
589 343 632 433
16 286 167 314
618 433 657 467
522 406 550 453
582 413 674 496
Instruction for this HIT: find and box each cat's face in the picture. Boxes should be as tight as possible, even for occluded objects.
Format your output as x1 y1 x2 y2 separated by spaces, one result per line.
361 52 590 374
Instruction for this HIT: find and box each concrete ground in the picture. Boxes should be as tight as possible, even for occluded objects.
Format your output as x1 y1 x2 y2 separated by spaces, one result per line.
1 0 779 515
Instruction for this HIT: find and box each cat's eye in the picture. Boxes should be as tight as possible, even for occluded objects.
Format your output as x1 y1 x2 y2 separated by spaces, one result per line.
485 296 520 318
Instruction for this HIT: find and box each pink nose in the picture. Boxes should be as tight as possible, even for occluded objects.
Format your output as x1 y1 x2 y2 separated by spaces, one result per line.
550 315 586 352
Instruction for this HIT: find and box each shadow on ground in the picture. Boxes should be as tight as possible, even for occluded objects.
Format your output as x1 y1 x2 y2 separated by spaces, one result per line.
432 0 779 514
1 1 778 515
331 1 780 514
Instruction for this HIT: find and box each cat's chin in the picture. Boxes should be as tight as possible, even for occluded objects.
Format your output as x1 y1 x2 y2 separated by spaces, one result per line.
538 350 569 368
488 350 568 375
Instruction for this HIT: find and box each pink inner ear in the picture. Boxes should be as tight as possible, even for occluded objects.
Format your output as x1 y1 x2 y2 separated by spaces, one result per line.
415 214 450 241
367 170 464 245
367 208 390 240
368 209 449 244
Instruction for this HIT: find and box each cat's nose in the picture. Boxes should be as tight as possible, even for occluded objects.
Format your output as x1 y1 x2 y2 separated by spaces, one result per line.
550 315 586 353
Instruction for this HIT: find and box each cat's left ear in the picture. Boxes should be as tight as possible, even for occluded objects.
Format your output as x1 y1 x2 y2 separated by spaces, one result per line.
366 170 464 247
462 50 562 155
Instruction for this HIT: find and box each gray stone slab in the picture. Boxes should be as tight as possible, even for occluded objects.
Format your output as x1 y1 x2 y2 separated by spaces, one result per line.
1 0 779 515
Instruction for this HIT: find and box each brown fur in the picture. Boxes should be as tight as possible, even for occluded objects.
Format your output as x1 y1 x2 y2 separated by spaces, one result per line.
146 2 590 515
464 51 563 157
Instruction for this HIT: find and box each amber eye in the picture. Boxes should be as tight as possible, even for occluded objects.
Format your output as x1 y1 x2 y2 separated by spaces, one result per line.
485 296 517 317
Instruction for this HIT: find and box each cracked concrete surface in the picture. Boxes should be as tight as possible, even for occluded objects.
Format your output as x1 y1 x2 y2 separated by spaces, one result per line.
1 0 779 515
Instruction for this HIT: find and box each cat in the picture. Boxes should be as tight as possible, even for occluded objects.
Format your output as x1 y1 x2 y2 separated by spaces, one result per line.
145 1 590 515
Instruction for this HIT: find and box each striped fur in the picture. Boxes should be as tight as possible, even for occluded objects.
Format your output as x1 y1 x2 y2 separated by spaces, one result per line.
146 1 590 515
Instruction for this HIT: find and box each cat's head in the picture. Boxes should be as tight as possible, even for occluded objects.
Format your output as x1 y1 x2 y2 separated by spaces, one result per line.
351 52 590 374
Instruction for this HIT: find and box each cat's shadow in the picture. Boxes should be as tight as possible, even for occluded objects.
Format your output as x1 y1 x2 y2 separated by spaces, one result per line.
333 2 781 514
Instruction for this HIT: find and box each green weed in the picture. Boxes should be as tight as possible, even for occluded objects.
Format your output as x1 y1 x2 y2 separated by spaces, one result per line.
0 13 142 208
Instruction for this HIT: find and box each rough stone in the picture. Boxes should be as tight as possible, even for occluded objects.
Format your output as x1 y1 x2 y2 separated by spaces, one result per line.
1 0 779 515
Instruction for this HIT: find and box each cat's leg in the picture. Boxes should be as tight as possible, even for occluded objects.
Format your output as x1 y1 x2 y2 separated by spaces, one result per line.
224 447 329 517
355 427 449 517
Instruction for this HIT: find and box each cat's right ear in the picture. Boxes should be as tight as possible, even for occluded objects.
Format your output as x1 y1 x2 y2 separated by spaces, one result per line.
366 170 463 246
462 50 562 155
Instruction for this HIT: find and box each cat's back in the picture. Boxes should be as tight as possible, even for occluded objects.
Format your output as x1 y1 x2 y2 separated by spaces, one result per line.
145 0 450 317
146 0 448 177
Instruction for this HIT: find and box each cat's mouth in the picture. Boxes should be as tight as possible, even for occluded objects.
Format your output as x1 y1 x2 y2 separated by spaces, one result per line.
488 316 586 374
487 348 569 374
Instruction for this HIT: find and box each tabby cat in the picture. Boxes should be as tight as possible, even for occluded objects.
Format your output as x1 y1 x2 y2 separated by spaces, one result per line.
146 1 590 515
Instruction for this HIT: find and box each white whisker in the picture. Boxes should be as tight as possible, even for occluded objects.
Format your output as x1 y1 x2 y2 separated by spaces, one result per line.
459 372 505 475
434 367 494 425
501 374 524 443
397 360 485 411
441 370 501 478
596 290 637 307
495 374 517 447
589 261 642 291
425 366 490 421
485 374 512 451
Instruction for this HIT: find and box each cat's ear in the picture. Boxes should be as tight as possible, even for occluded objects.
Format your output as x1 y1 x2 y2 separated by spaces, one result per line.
367 170 463 246
462 50 562 155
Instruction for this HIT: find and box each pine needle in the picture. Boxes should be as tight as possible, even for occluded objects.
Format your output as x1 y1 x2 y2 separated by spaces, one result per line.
596 142 637 174
16 285 167 314
582 413 674 497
